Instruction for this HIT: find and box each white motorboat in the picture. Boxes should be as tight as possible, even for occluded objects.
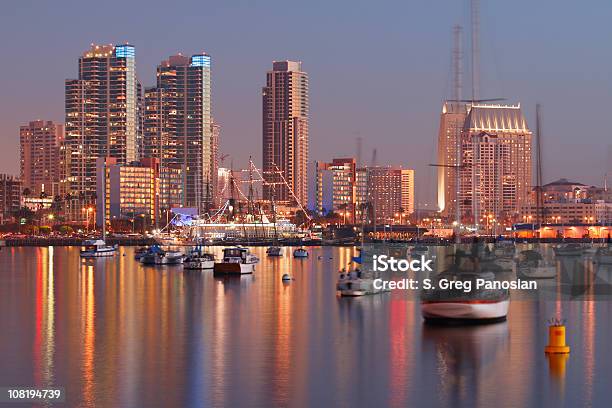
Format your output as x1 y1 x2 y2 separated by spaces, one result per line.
80 239 117 258
266 246 282 257
421 269 510 322
293 248 309 258
140 245 184 265
214 247 259 274
183 247 215 270
336 268 391 297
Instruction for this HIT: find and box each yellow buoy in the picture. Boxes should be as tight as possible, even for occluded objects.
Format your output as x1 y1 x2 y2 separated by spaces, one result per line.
545 324 570 354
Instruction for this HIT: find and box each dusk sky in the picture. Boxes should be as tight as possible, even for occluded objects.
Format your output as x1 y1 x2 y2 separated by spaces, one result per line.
1 0 611 204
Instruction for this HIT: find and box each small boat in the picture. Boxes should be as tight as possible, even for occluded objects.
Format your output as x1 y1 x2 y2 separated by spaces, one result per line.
282 273 293 282
266 246 282 257
493 241 515 257
80 239 118 258
421 271 510 322
134 247 148 260
515 250 556 279
140 245 184 265
214 247 259 274
336 268 391 297
183 247 215 270
293 248 309 258
409 244 429 257
553 243 584 257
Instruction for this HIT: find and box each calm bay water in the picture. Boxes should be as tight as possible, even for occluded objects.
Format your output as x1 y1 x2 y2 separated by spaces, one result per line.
1 245 611 407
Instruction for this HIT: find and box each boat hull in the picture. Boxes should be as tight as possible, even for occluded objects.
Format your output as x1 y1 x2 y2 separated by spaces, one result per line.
214 262 255 274
517 265 556 279
184 260 215 270
337 278 390 297
141 255 183 265
80 250 116 258
421 299 509 322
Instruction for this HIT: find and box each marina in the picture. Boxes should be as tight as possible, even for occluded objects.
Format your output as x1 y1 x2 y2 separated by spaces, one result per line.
1 244 611 407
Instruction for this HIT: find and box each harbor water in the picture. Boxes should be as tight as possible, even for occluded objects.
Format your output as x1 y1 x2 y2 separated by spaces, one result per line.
1 245 611 407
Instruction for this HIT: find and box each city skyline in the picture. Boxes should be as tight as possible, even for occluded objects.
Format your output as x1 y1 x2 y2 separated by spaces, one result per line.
1 0 612 206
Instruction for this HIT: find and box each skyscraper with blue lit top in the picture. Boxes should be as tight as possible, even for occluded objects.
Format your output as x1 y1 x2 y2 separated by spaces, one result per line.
63 43 139 208
143 53 215 213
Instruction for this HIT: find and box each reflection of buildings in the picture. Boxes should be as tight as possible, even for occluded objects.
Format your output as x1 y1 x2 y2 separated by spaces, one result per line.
34 247 55 387
356 166 415 224
262 61 309 207
20 120 64 196
315 158 357 220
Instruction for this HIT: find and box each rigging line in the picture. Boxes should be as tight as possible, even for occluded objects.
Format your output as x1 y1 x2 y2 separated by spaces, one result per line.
271 162 312 221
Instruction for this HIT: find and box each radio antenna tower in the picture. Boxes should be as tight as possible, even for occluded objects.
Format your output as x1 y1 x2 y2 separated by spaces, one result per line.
470 0 480 101
452 25 463 102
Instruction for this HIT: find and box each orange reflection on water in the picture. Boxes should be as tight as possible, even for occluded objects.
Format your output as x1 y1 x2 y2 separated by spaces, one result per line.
80 263 95 406
388 296 414 407
33 247 56 387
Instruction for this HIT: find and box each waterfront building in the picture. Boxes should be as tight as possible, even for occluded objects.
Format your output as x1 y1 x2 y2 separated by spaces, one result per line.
20 120 64 196
520 178 612 225
355 166 414 225
21 197 53 212
436 101 468 219
63 44 139 204
315 158 357 222
457 103 532 226
262 61 309 207
143 53 215 214
0 174 22 223
211 121 221 206
96 157 157 229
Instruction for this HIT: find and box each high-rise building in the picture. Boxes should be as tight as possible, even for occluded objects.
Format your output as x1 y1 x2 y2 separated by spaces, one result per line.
63 44 138 200
315 158 356 221
262 61 309 207
355 166 414 225
458 104 532 225
20 120 64 196
216 167 232 205
144 53 214 213
436 102 468 219
0 174 22 223
96 157 158 228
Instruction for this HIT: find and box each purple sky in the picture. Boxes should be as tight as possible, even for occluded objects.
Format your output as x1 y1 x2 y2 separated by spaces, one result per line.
1 0 611 204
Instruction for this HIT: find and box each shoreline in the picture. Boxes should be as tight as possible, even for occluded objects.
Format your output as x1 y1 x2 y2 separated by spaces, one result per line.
0 236 607 247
